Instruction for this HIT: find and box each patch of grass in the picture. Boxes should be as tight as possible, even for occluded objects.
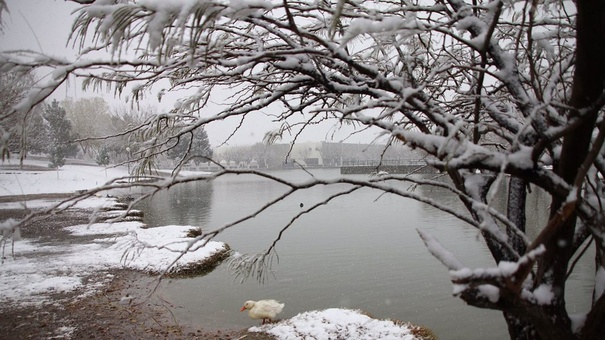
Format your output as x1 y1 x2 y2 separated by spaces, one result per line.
185 227 203 238
393 321 437 340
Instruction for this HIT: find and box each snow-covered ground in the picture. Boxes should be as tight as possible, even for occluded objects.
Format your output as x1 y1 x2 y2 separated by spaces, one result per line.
0 158 228 305
0 219 228 305
0 157 422 339
0 158 130 196
251 308 419 340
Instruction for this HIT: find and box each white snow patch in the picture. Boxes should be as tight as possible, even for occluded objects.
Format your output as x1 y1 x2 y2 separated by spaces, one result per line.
53 326 76 339
532 30 556 61
25 276 83 295
417 229 464 270
507 145 534 170
224 0 274 19
477 284 500 303
0 195 119 211
0 221 227 305
0 161 131 196
341 16 417 46
452 283 468 296
569 313 586 334
0 159 227 306
533 284 554 305
497 261 519 277
455 16 487 33
65 222 227 273
0 217 19 233
251 308 418 340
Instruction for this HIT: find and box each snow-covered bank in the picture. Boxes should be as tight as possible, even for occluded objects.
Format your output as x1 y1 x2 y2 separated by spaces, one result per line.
0 158 132 196
65 222 228 275
1 159 429 339
252 308 423 340
1 159 229 306
0 220 228 306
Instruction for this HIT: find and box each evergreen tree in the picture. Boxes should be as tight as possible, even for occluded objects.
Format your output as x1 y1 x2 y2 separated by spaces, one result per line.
26 106 50 155
166 127 212 165
0 70 46 160
96 147 110 166
47 145 65 169
43 100 78 169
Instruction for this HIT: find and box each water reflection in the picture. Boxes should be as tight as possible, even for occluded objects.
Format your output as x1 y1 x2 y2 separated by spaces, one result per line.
137 180 214 228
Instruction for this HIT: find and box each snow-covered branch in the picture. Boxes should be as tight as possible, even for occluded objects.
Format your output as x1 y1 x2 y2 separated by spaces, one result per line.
3 0 604 338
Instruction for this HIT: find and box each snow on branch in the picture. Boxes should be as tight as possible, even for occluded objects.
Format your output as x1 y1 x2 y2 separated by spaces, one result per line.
417 229 464 271
2 0 602 336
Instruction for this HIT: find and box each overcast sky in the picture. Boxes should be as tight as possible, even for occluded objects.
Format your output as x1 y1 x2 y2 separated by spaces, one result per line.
0 0 379 146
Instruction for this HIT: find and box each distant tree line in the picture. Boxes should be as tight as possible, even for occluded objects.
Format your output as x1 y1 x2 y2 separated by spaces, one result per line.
0 70 212 170
2 70 403 172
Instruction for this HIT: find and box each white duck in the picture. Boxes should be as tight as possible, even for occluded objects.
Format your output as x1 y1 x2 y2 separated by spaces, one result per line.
240 299 284 324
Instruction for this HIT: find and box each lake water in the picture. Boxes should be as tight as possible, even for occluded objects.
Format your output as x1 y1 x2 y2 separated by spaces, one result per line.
136 168 594 339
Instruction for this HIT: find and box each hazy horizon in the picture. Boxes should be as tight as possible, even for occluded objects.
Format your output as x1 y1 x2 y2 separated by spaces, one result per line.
0 0 383 147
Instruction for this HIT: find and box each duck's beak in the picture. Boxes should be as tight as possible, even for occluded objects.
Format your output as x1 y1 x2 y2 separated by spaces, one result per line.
240 306 246 312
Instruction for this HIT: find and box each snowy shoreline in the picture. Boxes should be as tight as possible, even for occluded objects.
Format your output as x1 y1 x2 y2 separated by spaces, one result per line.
1 160 431 339
0 160 235 331
0 197 231 307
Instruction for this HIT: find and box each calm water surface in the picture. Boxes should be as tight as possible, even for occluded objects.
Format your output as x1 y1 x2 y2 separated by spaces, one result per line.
136 169 593 339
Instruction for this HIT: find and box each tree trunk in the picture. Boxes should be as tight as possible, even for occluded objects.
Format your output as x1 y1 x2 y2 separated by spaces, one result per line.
538 0 605 338
507 177 527 256
503 178 531 339
545 0 605 290
503 312 535 340
499 1 605 338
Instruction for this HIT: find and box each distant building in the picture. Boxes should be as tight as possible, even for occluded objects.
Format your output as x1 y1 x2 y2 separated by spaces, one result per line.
212 141 425 171
289 142 323 167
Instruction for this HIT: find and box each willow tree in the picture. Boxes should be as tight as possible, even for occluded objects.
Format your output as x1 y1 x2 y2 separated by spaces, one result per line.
1 0 604 338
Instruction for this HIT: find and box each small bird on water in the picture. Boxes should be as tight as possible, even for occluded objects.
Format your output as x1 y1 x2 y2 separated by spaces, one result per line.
240 299 285 325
